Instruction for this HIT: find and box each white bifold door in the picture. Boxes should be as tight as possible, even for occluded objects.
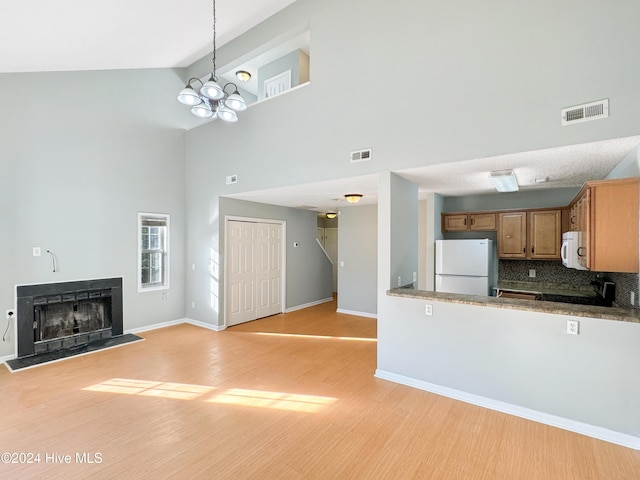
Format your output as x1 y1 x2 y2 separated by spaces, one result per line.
227 220 283 327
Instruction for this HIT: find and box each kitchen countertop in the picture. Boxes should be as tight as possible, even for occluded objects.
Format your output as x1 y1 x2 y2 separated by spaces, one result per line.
495 280 597 298
387 287 640 323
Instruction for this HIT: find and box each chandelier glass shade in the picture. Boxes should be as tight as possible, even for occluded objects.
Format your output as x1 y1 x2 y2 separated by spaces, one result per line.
176 0 247 122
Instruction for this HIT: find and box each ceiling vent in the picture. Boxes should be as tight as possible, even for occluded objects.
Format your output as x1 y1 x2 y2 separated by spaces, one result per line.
561 99 609 126
350 148 372 163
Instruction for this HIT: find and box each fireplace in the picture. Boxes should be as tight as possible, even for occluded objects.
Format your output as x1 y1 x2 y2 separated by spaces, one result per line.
16 278 123 359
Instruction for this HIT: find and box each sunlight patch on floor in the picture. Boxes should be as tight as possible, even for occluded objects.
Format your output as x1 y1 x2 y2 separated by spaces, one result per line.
83 379 337 412
253 332 377 342
83 378 215 400
206 388 338 413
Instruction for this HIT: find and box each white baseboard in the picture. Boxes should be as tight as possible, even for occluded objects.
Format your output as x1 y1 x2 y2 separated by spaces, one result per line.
336 308 377 319
125 318 187 335
285 297 333 313
185 318 223 332
0 353 15 363
375 369 640 451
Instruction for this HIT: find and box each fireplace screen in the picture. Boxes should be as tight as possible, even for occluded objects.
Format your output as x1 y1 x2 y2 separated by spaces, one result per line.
34 296 112 343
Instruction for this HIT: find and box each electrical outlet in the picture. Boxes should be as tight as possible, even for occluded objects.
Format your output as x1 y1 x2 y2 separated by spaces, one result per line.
413 272 417 282
191 301 195 309
425 304 433 316
529 269 536 278
397 276 402 286
6 309 15 320
631 291 635 306
566 320 579 335
33 247 41 257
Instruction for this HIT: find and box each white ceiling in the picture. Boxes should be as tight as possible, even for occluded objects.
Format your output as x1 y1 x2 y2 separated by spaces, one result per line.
0 0 298 73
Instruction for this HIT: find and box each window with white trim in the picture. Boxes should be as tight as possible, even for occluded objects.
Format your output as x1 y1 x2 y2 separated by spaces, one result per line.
138 213 169 292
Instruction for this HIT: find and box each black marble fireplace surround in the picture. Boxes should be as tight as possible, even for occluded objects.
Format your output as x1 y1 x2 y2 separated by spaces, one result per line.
16 278 123 359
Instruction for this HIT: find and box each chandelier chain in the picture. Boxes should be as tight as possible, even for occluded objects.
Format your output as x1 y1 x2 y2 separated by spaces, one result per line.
211 0 217 77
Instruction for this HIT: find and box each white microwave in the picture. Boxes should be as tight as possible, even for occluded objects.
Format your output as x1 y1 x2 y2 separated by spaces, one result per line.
561 231 587 270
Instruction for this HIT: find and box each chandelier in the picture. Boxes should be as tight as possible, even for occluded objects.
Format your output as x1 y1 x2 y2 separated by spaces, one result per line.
176 0 247 122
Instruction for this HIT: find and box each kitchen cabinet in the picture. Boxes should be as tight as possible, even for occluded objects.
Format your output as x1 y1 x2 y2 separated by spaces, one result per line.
568 178 639 273
442 213 496 232
498 209 561 260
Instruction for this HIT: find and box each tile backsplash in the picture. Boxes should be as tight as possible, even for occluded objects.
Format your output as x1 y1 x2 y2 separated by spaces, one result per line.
498 260 639 308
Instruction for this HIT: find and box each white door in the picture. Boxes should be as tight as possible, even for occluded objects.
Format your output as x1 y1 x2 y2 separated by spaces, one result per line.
227 220 283 327
228 221 257 326
256 223 282 318
324 228 338 292
316 227 325 247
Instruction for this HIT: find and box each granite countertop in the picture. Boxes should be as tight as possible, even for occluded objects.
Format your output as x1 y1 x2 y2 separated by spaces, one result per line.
495 280 597 298
387 288 640 323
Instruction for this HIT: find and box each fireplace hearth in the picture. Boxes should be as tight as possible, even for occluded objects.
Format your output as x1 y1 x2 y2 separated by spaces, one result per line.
16 278 123 359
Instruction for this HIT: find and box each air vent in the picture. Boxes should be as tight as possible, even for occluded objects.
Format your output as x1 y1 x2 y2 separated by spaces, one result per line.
561 99 609 126
225 174 238 185
350 148 372 163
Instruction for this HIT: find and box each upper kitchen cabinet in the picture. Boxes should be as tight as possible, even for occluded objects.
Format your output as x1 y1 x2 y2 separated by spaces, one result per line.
568 177 639 273
442 213 496 232
498 209 562 260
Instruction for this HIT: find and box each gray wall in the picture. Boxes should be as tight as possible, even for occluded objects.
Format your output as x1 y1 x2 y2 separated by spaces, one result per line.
337 205 377 315
0 68 188 358
390 173 418 288
187 197 332 327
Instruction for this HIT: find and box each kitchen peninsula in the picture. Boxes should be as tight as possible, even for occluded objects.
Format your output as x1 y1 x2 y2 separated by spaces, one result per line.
387 287 640 323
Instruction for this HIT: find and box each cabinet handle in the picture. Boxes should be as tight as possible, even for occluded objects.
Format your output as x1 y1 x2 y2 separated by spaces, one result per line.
531 246 534 254
464 218 467 226
570 216 576 224
523 246 526 253
577 247 586 257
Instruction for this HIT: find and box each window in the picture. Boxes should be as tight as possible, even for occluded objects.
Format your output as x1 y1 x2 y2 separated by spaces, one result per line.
138 213 169 292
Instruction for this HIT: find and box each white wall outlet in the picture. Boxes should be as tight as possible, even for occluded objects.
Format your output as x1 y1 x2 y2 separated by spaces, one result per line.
340 261 344 267
529 269 536 278
631 291 635 306
6 309 15 320
191 301 195 309
566 320 579 335
397 276 402 286
32 247 41 257
191 263 196 271
413 271 417 282
225 174 238 185
425 304 433 316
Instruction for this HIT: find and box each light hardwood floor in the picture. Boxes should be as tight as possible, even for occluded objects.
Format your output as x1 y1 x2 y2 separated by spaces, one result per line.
1 298 639 479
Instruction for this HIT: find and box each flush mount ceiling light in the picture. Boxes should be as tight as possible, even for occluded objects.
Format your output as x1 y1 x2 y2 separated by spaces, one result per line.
325 212 338 219
235 70 252 82
176 0 247 121
489 170 519 193
344 194 363 203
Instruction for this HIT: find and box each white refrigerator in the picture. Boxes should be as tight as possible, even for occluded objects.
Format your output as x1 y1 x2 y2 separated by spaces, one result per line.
435 239 495 296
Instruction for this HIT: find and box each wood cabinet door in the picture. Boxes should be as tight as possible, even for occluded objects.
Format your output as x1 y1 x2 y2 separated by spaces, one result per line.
528 210 561 259
498 212 526 258
469 213 496 231
443 214 469 231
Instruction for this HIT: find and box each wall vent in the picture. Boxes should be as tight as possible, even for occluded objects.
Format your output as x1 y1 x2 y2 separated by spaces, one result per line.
350 148 372 163
225 174 238 185
561 99 609 126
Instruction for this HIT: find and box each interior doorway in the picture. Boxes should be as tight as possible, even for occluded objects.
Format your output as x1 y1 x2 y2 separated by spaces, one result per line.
225 218 285 327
